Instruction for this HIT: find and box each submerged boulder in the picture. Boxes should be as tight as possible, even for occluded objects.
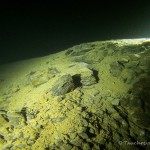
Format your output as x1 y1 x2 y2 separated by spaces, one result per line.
110 61 124 77
81 70 97 86
51 74 75 96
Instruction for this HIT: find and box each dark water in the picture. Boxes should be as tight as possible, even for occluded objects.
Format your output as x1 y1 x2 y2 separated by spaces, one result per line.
0 1 150 65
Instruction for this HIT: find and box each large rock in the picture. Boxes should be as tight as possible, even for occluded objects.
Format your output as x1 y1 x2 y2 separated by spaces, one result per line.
51 74 75 96
80 70 97 86
109 61 124 77
67 63 99 87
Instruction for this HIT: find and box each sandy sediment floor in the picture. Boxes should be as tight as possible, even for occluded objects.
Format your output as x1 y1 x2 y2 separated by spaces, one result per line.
0 39 150 150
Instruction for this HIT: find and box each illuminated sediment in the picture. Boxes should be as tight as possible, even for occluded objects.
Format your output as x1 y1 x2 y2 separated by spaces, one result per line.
0 38 150 149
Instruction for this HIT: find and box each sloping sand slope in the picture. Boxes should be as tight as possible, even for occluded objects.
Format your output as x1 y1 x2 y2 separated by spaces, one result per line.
0 39 150 150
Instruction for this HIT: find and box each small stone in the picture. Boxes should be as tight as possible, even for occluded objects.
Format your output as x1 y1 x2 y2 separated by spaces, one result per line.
111 98 120 106
118 58 129 64
91 107 97 113
0 136 5 144
129 54 141 60
120 70 137 84
69 132 77 140
121 120 129 128
89 128 95 134
57 96 64 102
82 143 91 150
51 117 65 123
70 48 92 56
78 126 87 133
82 119 89 127
2 144 13 150
47 67 60 79
6 111 26 128
139 56 150 73
125 61 139 69
60 144 72 150
139 65 150 73
139 129 146 137
29 71 48 87
82 112 89 119
79 132 89 139
68 43 93 56
71 139 82 147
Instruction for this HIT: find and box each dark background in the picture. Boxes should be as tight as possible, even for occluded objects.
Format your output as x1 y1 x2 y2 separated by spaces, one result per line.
0 0 150 64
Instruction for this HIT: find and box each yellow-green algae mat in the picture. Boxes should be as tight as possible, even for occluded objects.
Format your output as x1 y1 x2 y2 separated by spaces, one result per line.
0 39 150 150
